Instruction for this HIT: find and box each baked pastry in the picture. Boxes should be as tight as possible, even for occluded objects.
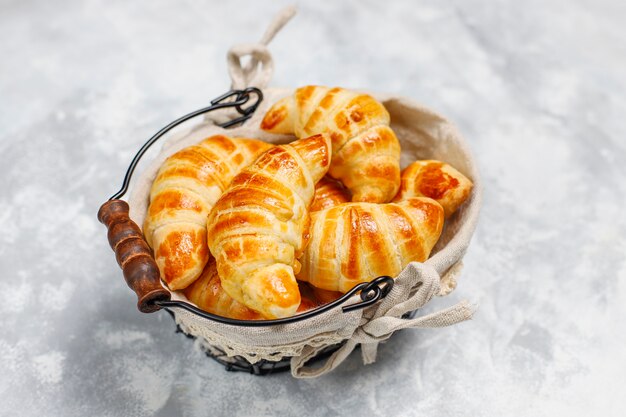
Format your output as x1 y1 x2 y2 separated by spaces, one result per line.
143 135 272 290
184 261 321 319
297 197 444 293
393 160 473 218
260 86 401 203
184 259 261 320
311 176 351 212
297 281 323 313
206 134 331 319
311 286 343 305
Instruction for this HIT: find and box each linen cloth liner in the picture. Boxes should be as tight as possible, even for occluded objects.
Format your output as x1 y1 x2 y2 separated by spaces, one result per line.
127 6 482 377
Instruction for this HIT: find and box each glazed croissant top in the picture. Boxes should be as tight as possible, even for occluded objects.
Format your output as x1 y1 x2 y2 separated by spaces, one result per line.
261 86 401 203
206 134 331 318
297 197 444 293
393 160 473 218
143 135 272 290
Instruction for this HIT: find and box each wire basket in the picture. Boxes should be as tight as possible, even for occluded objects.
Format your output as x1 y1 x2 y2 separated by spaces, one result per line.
98 86 481 377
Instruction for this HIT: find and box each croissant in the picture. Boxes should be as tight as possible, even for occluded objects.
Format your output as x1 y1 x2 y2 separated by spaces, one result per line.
297 197 444 293
143 135 272 290
393 160 473 218
184 259 261 320
206 134 332 318
311 286 343 305
261 86 401 203
297 281 323 313
184 260 319 320
311 176 351 212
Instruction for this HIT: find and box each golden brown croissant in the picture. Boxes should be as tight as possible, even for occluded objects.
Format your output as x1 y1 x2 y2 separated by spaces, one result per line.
184 259 261 320
206 134 332 319
393 160 473 218
184 259 322 320
297 197 444 293
261 86 401 203
143 135 272 290
311 176 351 212
297 281 323 313
311 286 343 305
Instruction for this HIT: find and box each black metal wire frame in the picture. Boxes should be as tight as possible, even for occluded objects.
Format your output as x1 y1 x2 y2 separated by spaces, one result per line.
109 87 264 201
109 87 397 327
156 275 394 327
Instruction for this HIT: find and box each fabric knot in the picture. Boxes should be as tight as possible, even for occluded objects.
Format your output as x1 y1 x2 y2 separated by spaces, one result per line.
206 5 296 125
290 262 477 377
227 44 274 91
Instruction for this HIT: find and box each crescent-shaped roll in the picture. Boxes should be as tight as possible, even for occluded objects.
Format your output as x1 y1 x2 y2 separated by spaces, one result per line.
143 135 272 290
311 286 343 305
393 160 473 218
297 281 323 313
184 259 261 320
311 176 351 212
297 197 444 293
206 134 332 319
260 85 401 203
184 259 322 320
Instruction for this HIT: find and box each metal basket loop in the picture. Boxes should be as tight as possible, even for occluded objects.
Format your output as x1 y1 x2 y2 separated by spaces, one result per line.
109 88 264 201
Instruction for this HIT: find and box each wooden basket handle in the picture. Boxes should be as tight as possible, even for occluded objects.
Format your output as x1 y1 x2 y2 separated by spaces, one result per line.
98 199 171 313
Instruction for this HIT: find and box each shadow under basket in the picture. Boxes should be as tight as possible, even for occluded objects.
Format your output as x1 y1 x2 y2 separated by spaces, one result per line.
98 87 481 378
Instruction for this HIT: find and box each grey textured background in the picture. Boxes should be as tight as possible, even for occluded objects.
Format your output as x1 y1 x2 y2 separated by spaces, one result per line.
1 0 625 416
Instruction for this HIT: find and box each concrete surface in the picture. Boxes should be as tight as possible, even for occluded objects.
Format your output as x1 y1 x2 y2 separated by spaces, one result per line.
1 0 625 416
